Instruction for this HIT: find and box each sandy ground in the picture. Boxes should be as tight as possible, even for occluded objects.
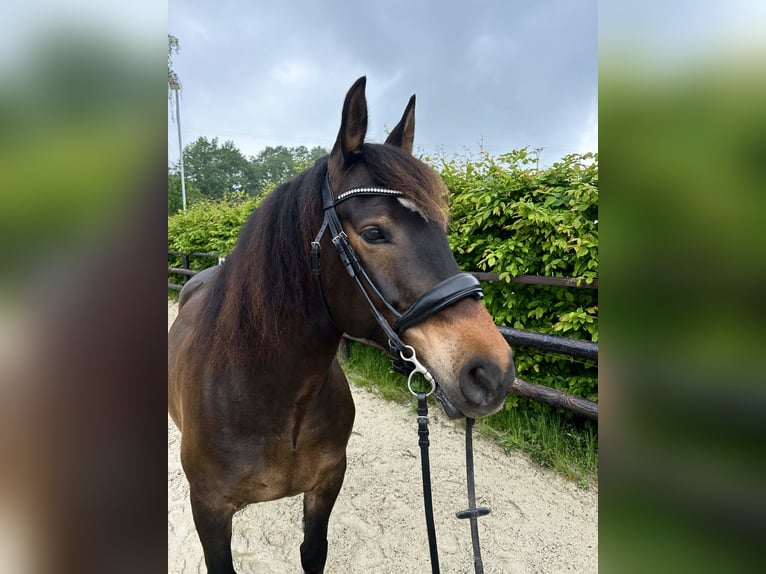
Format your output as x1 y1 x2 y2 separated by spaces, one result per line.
168 301 597 573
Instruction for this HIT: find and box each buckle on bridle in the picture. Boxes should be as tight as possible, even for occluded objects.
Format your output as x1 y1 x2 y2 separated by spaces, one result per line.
400 345 436 396
331 231 356 277
331 230 349 247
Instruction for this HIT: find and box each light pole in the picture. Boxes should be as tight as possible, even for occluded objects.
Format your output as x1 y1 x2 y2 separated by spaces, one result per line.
169 78 187 212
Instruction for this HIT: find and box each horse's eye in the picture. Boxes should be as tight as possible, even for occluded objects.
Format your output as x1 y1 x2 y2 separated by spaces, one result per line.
360 227 386 244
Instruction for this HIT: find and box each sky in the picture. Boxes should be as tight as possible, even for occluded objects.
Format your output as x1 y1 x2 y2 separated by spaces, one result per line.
168 0 597 168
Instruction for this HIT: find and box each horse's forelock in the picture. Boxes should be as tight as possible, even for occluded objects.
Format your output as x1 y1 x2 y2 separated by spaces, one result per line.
361 144 449 229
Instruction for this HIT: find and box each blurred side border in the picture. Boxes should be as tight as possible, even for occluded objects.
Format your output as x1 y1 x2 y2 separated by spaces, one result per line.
0 3 167 573
600 1 766 572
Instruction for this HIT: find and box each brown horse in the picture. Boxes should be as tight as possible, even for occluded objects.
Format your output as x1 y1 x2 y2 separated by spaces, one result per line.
168 77 515 573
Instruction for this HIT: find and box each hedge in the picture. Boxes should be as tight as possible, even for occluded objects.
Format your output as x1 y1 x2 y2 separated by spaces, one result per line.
167 191 263 272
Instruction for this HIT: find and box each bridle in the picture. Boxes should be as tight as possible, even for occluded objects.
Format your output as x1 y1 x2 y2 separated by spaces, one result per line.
311 170 484 390
311 169 492 573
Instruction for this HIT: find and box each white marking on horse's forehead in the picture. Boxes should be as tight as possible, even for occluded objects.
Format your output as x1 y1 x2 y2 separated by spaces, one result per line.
397 197 427 220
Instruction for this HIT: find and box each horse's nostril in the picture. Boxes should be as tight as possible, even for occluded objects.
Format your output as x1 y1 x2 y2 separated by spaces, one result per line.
459 360 502 405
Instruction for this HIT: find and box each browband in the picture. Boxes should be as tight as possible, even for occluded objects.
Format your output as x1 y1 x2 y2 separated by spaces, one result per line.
335 187 404 204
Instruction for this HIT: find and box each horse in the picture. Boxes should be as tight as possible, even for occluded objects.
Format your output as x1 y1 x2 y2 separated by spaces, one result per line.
168 76 515 574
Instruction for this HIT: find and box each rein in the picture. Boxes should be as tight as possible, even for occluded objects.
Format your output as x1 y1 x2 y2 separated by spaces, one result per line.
409 383 489 574
311 170 490 573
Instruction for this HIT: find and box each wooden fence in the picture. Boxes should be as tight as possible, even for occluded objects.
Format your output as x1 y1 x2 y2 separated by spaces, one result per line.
167 251 222 291
168 252 598 420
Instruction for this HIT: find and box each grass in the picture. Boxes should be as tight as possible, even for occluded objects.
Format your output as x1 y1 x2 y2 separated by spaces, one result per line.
339 341 415 403
340 341 598 488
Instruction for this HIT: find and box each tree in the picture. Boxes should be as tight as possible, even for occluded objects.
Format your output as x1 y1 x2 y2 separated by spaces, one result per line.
173 140 328 201
182 137 254 200
249 145 327 192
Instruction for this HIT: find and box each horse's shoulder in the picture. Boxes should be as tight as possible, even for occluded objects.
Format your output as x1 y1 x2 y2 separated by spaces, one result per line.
178 265 220 310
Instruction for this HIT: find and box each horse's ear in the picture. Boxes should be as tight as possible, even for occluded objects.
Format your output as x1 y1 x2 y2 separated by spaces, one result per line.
331 76 368 170
385 94 416 154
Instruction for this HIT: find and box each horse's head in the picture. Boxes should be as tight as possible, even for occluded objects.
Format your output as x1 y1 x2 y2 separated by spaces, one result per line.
319 77 514 420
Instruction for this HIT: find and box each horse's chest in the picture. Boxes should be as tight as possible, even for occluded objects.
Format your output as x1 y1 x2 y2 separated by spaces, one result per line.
202 369 354 503
240 422 348 502
236 393 353 501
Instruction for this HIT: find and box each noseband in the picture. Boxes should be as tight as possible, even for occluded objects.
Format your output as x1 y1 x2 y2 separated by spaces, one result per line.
311 171 483 385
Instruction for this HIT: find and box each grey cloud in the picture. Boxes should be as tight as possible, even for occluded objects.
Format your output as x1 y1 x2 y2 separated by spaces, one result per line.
169 0 596 166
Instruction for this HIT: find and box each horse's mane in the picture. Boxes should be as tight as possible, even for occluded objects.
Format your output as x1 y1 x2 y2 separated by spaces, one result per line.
194 145 449 373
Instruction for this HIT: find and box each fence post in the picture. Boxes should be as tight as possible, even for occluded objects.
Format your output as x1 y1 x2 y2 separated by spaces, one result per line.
181 254 190 285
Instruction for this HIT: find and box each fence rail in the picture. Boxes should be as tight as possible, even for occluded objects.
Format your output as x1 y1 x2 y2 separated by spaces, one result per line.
168 251 598 419
471 272 598 289
167 252 223 290
498 327 598 361
168 252 597 292
510 378 598 420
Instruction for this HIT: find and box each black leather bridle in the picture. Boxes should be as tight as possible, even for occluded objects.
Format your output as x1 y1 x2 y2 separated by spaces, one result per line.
311 170 492 573
311 171 484 384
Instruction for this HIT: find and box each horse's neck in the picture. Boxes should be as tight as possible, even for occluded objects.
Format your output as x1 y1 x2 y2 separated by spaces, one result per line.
231 278 343 373
271 317 342 372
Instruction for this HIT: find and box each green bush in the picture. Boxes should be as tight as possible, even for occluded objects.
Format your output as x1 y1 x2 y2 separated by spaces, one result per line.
167 191 264 282
428 148 598 415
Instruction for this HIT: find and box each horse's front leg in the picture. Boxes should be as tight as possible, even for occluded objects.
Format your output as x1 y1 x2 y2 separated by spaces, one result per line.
300 455 347 574
189 486 237 574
